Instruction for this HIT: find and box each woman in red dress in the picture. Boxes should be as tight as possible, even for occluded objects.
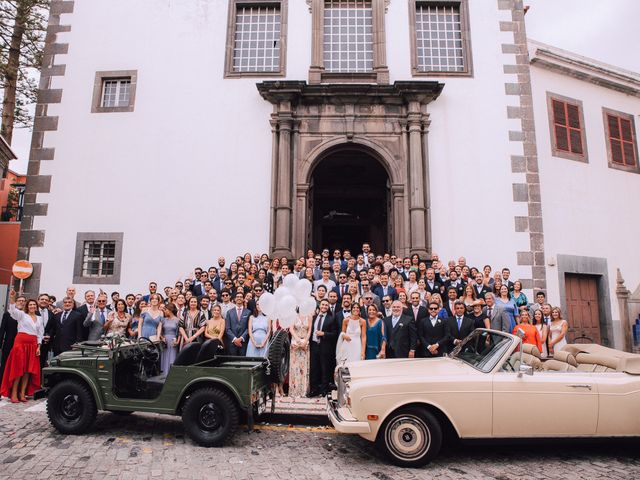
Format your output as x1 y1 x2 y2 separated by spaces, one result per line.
0 288 44 403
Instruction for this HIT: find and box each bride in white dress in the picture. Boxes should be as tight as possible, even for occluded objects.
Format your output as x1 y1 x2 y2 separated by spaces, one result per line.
336 304 367 363
548 307 569 356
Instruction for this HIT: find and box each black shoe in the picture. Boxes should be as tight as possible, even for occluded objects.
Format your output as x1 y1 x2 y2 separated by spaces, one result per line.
307 391 319 398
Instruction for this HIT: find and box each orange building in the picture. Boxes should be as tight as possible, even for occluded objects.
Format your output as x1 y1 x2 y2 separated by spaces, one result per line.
0 135 20 285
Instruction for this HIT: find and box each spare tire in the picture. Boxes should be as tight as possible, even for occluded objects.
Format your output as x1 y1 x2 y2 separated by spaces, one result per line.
267 329 290 384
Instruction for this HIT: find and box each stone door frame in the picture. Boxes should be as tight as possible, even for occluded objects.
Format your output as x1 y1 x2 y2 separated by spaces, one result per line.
257 80 444 259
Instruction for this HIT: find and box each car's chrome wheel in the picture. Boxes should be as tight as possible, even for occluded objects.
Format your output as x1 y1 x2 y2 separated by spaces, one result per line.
376 407 442 468
386 414 430 460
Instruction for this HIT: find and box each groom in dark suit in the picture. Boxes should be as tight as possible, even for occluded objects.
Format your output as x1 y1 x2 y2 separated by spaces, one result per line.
382 300 417 359
309 299 339 396
225 291 251 356
445 300 475 353
417 301 450 357
52 297 84 356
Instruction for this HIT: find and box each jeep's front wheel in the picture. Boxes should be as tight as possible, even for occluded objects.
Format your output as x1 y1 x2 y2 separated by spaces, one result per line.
182 388 239 447
376 407 442 468
47 379 97 434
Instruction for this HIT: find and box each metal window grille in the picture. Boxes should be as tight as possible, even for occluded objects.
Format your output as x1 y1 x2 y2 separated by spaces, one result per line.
415 3 464 72
323 0 373 73
82 241 116 277
233 5 281 72
101 78 131 107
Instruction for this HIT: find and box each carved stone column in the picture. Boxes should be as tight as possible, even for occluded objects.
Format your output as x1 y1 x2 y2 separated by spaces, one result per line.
372 0 389 84
406 99 428 258
272 101 294 258
308 0 324 84
616 268 632 352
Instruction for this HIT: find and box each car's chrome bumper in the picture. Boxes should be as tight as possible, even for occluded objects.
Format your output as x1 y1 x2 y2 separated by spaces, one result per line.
327 395 371 434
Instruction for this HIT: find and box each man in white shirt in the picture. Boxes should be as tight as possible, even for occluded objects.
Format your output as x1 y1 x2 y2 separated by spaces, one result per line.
313 268 336 292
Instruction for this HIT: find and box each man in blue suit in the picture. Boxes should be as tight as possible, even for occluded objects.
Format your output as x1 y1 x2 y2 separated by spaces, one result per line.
225 291 251 356
372 272 398 301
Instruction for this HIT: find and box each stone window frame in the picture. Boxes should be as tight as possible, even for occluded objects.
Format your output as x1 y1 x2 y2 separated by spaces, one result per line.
224 0 289 79
73 232 124 285
91 70 138 113
546 92 589 163
308 0 389 84
408 0 473 78
602 106 639 174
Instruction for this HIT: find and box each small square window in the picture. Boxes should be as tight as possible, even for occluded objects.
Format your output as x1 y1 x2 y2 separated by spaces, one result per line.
73 233 124 284
92 71 137 113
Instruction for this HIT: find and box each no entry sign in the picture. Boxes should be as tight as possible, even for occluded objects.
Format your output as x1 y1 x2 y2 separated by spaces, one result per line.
12 260 33 280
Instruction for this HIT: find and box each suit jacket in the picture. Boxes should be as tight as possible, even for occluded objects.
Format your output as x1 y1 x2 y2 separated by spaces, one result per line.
311 312 339 356
404 305 429 324
372 284 398 301
84 309 109 341
0 312 18 358
52 310 83 355
424 280 443 296
417 316 449 357
382 314 417 359
332 283 350 299
445 315 475 352
225 307 251 344
484 305 511 333
444 280 465 298
443 299 457 318
75 304 92 341
473 285 492 300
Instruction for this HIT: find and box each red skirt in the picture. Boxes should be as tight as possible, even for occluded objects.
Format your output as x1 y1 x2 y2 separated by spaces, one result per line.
0 333 41 397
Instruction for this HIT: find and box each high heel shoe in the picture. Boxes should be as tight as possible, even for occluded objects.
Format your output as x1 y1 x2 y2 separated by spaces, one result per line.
19 396 27 403
10 398 20 404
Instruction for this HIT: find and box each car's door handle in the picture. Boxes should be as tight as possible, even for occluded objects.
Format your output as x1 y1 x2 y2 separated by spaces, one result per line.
567 384 592 390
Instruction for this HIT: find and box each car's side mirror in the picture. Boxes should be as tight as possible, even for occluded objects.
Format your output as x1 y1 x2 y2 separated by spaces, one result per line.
518 364 533 377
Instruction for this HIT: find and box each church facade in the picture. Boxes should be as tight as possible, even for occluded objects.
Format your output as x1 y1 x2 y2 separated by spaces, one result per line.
17 0 640 348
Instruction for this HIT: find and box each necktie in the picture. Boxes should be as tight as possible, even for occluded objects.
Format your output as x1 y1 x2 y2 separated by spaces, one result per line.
341 285 346 296
487 308 492 318
100 310 106 323
392 316 398 328
457 317 462 331
237 308 242 322
62 311 68 324
315 315 324 342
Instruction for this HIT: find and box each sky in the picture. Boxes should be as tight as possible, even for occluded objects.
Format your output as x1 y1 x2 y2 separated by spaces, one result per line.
7 0 640 174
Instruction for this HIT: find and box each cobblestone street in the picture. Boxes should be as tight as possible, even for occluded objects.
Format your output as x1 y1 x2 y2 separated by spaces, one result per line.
1 399 639 479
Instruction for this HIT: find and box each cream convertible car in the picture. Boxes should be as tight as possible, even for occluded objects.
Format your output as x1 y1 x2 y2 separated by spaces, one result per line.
327 329 640 467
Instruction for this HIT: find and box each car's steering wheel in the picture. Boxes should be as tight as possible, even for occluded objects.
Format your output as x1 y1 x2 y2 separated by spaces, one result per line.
137 337 160 363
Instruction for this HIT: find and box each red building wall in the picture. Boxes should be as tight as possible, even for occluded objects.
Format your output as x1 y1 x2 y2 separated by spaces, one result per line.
0 170 26 284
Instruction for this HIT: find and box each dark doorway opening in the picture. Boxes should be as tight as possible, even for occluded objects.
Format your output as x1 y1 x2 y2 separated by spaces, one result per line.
310 149 390 254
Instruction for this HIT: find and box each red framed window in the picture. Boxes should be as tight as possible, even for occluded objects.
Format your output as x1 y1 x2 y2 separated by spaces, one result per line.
606 113 637 167
551 99 584 155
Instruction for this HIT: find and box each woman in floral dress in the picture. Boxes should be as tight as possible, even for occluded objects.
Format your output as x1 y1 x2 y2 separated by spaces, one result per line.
288 314 311 398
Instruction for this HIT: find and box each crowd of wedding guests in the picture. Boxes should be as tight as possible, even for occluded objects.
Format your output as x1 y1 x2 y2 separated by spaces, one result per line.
0 244 570 402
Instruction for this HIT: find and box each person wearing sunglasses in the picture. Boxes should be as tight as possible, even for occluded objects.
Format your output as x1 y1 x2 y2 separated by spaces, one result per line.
417 302 449 358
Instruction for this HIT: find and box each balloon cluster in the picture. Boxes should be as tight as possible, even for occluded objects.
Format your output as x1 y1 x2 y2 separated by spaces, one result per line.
258 274 317 328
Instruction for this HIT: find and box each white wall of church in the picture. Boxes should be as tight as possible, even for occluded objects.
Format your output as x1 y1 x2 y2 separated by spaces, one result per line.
530 61 640 347
30 0 530 295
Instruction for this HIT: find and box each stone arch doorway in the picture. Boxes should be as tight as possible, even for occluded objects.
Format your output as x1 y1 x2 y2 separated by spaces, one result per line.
309 147 390 254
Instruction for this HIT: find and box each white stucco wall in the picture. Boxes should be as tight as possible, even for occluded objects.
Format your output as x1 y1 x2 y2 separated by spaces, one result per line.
530 58 640 348
31 0 529 295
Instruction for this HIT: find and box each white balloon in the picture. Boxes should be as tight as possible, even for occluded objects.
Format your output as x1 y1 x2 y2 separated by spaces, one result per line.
294 279 313 303
273 286 292 301
299 296 317 316
282 273 299 289
258 292 275 317
278 310 298 329
276 294 298 319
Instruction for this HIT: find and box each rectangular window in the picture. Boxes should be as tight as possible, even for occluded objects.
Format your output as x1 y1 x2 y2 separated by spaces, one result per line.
546 93 588 163
82 241 116 277
605 111 637 168
410 1 472 76
323 0 373 73
225 1 288 77
233 5 281 72
91 70 137 113
101 78 131 108
73 233 124 284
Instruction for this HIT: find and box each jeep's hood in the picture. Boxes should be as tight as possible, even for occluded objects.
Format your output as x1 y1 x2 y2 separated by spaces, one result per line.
344 357 475 381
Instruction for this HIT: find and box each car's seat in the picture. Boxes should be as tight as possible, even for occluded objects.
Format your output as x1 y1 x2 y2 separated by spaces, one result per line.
194 339 223 364
146 342 203 395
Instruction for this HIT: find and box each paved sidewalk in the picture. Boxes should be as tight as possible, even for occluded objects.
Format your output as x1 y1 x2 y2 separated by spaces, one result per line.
1 398 639 479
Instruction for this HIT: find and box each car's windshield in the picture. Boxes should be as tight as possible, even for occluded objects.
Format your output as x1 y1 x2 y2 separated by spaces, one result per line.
450 329 513 373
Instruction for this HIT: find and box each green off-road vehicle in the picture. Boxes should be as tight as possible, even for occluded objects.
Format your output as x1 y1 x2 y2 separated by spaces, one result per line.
34 331 290 447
